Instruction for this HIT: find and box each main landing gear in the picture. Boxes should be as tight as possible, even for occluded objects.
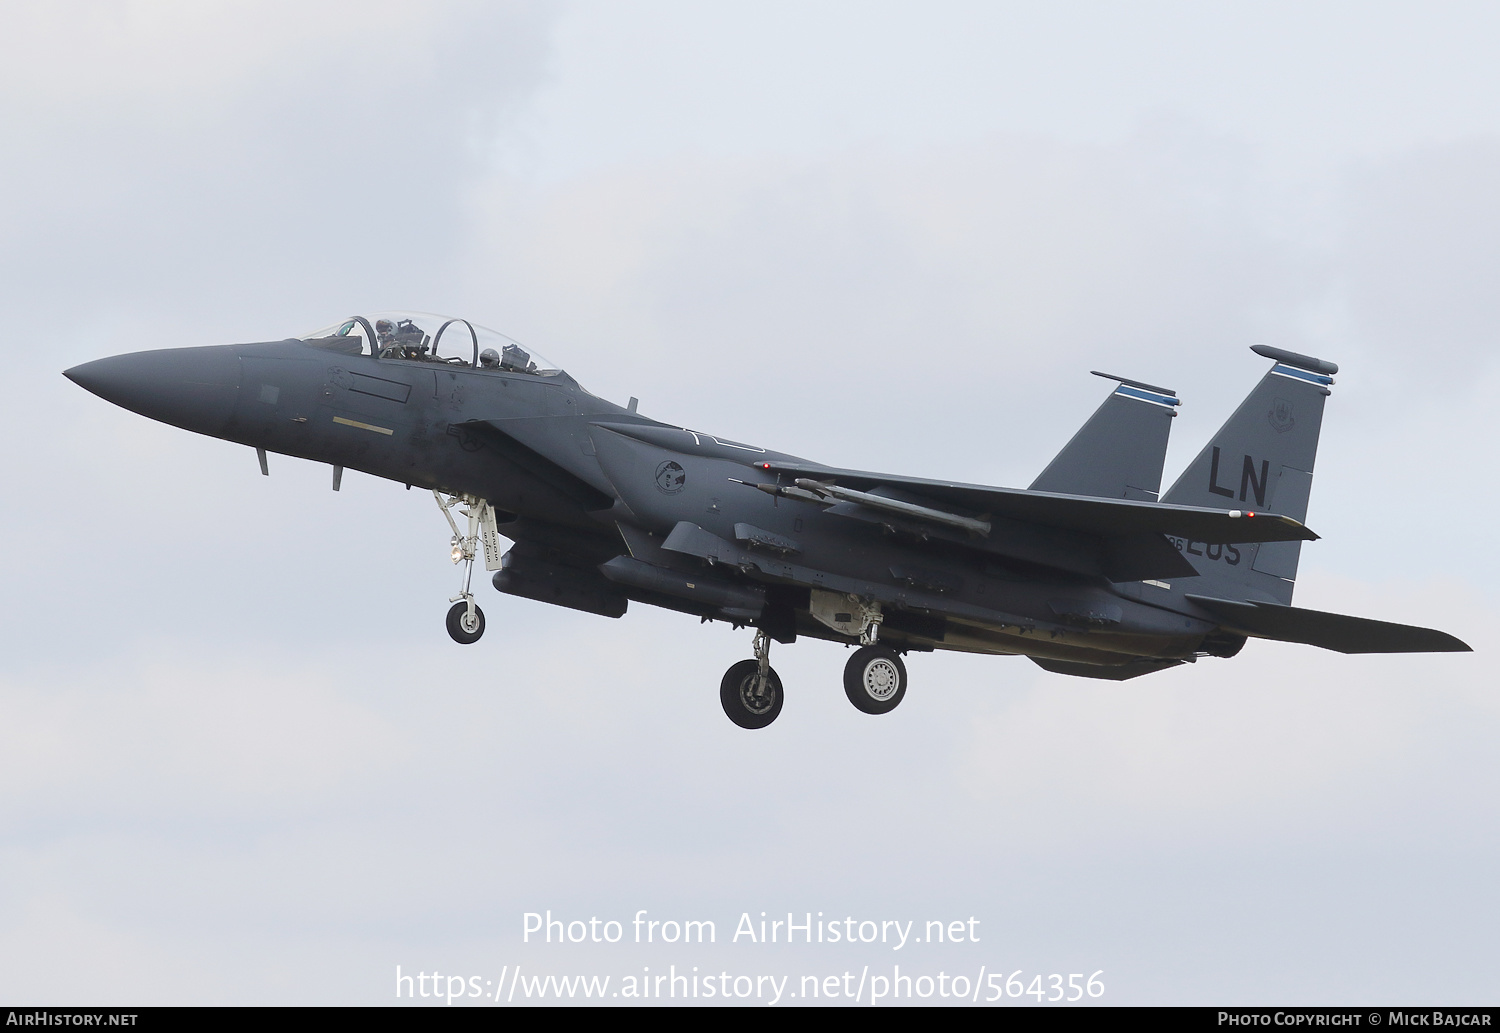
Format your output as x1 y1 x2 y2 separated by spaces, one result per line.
717 615 912 729
720 630 783 729
434 491 499 645
844 645 907 714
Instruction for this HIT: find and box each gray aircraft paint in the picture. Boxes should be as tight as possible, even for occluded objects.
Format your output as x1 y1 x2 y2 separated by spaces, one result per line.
63 322 1469 722
1160 345 1333 606
1029 372 1180 502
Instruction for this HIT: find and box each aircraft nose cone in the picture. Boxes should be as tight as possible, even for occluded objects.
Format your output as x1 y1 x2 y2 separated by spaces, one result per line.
64 346 240 437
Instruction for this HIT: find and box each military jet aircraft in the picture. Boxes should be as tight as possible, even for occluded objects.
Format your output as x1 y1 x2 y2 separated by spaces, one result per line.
64 312 1470 729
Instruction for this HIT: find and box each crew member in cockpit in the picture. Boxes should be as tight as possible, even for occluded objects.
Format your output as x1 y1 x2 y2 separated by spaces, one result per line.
377 318 426 359
376 319 400 356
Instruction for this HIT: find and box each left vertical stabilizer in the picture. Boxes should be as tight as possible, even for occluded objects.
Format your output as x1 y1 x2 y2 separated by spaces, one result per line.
1029 373 1179 501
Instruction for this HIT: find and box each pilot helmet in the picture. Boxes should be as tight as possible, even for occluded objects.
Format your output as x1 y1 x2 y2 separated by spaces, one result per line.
479 348 500 367
375 318 396 335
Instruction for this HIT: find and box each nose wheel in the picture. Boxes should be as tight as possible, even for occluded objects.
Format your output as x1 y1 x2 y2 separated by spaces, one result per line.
446 601 486 644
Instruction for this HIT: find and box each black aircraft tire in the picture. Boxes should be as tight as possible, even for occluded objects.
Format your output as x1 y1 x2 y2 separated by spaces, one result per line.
446 602 485 644
720 659 784 729
844 645 907 715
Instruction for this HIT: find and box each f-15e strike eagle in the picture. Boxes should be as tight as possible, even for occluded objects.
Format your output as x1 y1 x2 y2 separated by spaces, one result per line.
65 313 1470 728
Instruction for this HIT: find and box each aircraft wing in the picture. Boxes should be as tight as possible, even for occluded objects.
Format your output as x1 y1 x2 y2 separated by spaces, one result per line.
758 461 1317 545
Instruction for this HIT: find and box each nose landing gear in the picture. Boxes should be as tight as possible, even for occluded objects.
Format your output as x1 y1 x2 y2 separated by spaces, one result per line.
434 491 501 645
720 629 784 729
446 601 485 644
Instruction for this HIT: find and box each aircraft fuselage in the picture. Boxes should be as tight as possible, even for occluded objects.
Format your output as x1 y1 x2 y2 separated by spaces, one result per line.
66 336 1214 666
66 323 1468 727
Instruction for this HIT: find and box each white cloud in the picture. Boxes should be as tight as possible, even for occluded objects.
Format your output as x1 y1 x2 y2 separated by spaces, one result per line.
0 652 405 818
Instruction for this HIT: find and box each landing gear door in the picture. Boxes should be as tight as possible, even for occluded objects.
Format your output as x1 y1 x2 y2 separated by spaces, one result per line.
480 503 504 571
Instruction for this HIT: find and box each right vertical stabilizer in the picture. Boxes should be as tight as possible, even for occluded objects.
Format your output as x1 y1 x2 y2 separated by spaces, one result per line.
1160 345 1337 605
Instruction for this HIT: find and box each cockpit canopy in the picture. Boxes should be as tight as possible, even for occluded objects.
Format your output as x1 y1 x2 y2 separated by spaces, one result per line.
300 311 562 376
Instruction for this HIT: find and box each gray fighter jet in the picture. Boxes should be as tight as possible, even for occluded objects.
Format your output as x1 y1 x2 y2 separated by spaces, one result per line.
65 312 1470 728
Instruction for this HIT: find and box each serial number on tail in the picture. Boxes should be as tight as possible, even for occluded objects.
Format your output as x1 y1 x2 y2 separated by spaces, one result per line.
1168 536 1242 565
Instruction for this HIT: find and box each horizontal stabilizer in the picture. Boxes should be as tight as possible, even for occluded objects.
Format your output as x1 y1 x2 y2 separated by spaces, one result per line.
1186 595 1472 654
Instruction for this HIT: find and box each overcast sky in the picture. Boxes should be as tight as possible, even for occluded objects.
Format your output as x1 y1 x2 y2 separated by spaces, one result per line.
1 1 1496 1005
